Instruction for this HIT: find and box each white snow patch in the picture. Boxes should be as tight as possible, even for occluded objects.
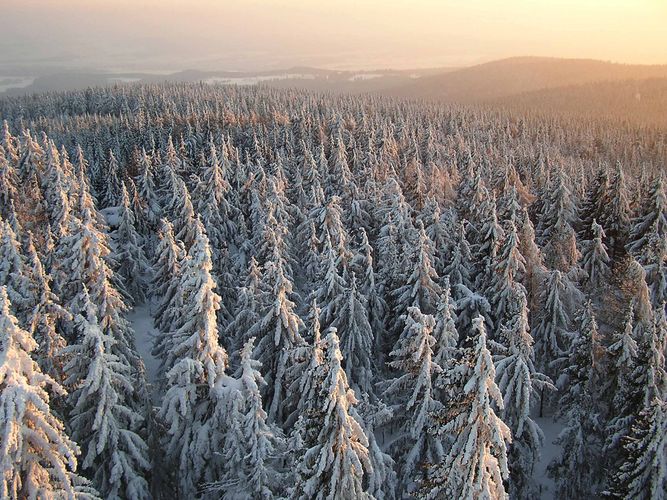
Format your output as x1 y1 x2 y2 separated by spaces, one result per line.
533 416 564 500
108 77 142 83
0 76 35 93
127 304 161 400
348 73 384 81
204 73 317 86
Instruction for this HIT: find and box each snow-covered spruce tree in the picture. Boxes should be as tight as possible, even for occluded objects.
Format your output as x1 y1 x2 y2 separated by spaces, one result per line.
195 141 235 251
0 218 32 325
607 397 667 500
432 277 459 370
643 220 667 311
23 234 70 386
135 149 161 228
473 192 504 290
101 150 124 209
580 219 610 289
226 257 263 357
538 168 580 272
58 205 146 393
495 287 552 498
206 338 283 498
333 273 375 396
291 330 372 500
350 228 387 357
312 231 349 330
577 167 609 243
381 306 444 494
151 219 186 339
603 305 640 475
167 176 198 250
112 185 150 305
533 270 572 386
489 219 526 329
423 316 511 499
158 219 229 496
443 220 474 292
40 142 71 241
628 175 666 261
417 197 451 278
392 221 442 321
0 143 19 223
64 289 150 499
250 246 305 422
600 162 631 261
0 287 96 499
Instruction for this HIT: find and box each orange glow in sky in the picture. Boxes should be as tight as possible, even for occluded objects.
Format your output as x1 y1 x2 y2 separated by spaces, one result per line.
1 0 665 70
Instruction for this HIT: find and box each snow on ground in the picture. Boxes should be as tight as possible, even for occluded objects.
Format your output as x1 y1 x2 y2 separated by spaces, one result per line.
204 73 317 85
534 415 564 499
127 304 161 402
108 77 142 83
0 76 35 93
348 73 384 81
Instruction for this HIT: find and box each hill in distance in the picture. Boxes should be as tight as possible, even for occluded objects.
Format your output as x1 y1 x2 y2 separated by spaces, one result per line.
388 56 667 103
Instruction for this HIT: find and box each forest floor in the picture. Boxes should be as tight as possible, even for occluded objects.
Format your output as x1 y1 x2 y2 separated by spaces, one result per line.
127 305 161 403
534 415 564 499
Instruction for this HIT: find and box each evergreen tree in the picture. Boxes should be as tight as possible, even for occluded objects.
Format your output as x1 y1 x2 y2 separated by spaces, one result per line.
392 221 442 320
23 234 70 386
250 250 305 422
424 316 511 499
581 219 610 288
495 288 551 498
208 338 283 498
608 398 667 500
628 175 666 261
333 273 375 396
158 220 229 496
381 306 444 493
533 270 571 384
292 330 372 500
0 287 95 499
601 163 631 260
112 185 150 304
0 218 32 324
64 291 150 499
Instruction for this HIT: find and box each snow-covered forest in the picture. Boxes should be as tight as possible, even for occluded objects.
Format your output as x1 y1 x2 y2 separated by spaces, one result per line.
0 83 665 499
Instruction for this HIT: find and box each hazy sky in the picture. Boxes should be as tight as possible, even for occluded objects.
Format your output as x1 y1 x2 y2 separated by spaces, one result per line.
1 0 666 72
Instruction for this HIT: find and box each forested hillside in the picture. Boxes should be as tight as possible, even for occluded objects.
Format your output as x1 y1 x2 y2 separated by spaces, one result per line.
0 84 665 499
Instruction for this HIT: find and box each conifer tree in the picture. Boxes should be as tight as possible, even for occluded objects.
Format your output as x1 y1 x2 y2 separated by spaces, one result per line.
489 220 526 328
158 220 229 496
382 306 444 493
0 287 95 499
581 219 610 288
608 398 667 500
424 316 511 499
601 163 631 260
432 278 459 369
533 270 571 383
250 249 305 422
64 290 150 499
292 330 372 500
495 288 551 498
23 234 70 386
628 175 666 261
393 221 442 320
0 218 32 324
333 273 375 396
112 185 150 304
209 338 283 498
